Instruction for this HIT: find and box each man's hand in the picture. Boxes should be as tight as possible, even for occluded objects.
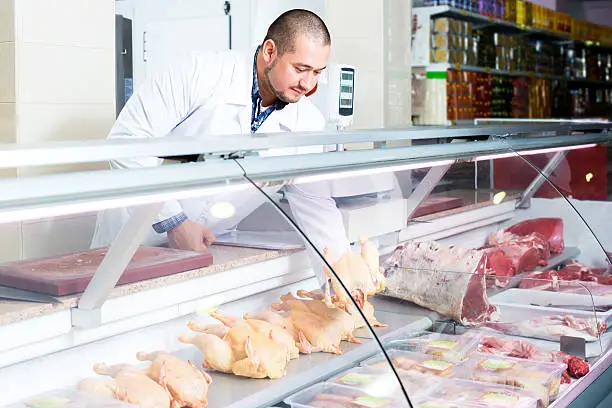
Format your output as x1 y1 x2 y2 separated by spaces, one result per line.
167 219 216 252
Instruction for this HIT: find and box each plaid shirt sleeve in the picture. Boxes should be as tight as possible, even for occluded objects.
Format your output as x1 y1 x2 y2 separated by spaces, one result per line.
152 212 188 233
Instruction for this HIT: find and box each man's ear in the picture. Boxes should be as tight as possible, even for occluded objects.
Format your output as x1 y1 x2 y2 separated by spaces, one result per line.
261 39 277 62
306 83 318 97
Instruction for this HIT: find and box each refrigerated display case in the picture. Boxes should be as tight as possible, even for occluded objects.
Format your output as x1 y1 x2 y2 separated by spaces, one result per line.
0 123 611 408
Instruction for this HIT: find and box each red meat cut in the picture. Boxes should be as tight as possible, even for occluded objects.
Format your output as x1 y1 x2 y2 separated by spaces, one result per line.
383 241 498 326
503 217 564 254
520 260 612 290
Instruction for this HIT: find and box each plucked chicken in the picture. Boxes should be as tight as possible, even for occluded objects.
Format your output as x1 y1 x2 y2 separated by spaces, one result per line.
243 309 313 354
188 312 290 379
179 332 234 373
297 289 386 329
92 363 172 408
275 292 361 344
137 351 212 408
243 318 300 360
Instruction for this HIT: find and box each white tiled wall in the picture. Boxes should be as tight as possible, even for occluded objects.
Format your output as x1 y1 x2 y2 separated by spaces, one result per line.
1 0 116 261
0 103 16 144
16 45 114 104
0 43 16 104
15 102 115 143
14 0 114 48
0 0 15 43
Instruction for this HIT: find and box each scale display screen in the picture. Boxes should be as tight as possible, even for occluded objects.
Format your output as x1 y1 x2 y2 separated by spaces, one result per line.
339 68 354 111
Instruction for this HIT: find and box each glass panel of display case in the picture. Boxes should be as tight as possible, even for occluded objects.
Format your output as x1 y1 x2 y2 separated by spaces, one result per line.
241 144 609 408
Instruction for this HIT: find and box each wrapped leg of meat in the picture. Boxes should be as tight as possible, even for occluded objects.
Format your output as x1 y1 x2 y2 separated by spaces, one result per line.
383 241 498 326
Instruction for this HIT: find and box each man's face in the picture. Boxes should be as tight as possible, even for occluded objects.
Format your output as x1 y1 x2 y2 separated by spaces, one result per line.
262 35 330 104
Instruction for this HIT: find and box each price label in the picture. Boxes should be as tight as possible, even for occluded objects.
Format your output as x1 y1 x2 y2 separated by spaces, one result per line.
454 63 461 70
353 396 393 408
420 360 454 371
479 392 520 405
427 340 458 350
337 372 374 385
479 358 516 370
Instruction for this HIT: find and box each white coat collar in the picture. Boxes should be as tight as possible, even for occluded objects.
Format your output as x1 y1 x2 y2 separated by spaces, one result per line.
224 48 299 132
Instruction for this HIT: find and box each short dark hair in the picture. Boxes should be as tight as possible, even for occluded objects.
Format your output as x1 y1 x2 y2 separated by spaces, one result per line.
264 9 331 56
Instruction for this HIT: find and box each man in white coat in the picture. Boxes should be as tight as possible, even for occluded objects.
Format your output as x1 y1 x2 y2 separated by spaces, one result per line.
91 9 351 282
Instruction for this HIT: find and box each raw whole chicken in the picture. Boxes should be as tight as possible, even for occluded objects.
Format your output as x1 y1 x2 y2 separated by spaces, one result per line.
179 332 234 373
360 237 387 293
285 309 344 354
297 289 386 328
189 313 290 379
322 239 386 314
323 247 377 309
243 318 300 360
243 309 313 354
77 377 117 399
137 351 212 408
274 292 361 344
92 363 172 408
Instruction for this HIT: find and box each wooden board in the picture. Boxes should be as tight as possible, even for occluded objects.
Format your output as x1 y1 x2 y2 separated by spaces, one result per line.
0 246 213 296
412 195 464 218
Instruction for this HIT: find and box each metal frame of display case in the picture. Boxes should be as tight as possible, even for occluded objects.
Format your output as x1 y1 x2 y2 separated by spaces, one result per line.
0 126 611 328
1 124 612 407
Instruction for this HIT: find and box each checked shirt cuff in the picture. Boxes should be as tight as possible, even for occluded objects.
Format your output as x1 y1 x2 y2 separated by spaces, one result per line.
152 212 188 233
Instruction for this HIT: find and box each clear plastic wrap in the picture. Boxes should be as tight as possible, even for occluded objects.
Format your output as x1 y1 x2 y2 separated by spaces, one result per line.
385 332 480 362
327 365 434 399
285 383 410 408
5 389 136 408
361 349 461 377
456 352 566 406
421 378 540 408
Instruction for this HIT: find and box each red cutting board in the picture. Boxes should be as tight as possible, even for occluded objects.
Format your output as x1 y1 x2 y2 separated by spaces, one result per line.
0 246 213 296
412 196 464 218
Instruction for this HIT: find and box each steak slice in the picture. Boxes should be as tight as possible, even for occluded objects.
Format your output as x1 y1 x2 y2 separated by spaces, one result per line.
504 217 564 254
383 241 498 326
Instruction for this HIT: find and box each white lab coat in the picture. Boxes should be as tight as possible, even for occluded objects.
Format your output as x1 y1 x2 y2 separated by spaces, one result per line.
90 49 350 282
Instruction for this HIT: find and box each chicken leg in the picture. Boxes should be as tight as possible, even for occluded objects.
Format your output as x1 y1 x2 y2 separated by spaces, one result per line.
137 351 212 408
209 310 247 328
93 363 172 408
243 318 300 360
360 236 387 292
187 322 230 338
179 332 234 373
243 310 313 354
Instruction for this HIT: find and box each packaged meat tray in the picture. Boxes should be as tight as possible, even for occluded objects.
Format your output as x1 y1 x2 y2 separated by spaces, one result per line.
284 383 410 408
360 349 461 378
414 399 489 408
5 389 137 408
327 366 434 400
490 288 612 325
456 352 566 406
421 378 539 408
386 332 480 362
488 290 610 342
